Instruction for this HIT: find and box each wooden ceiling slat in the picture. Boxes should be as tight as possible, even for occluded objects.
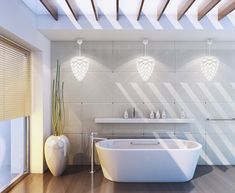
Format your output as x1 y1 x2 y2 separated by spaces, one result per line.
91 0 98 21
40 0 58 20
177 0 195 21
218 1 235 20
198 0 221 21
65 0 78 20
157 0 170 21
117 0 119 20
137 0 145 21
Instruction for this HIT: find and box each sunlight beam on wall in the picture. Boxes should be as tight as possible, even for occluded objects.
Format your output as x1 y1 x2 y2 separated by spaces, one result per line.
147 82 177 118
197 83 227 116
130 82 155 111
182 83 235 159
214 82 235 107
116 82 144 117
164 82 230 164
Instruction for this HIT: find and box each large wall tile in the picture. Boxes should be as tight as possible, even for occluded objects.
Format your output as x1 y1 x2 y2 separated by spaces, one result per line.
112 123 144 136
82 103 113 134
112 102 145 118
205 102 235 133
175 72 207 103
176 49 205 72
64 103 83 134
144 128 175 137
213 50 235 72
144 72 176 103
175 102 206 134
149 49 175 72
113 72 145 103
52 41 77 72
112 48 140 72
142 102 177 119
83 72 113 103
206 72 235 103
84 43 113 72
62 72 83 103
206 133 235 165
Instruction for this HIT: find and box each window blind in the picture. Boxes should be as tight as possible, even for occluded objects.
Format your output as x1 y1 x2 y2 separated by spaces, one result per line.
0 36 31 120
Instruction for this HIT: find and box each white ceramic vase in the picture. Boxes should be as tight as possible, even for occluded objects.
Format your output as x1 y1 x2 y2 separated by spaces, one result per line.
45 135 70 176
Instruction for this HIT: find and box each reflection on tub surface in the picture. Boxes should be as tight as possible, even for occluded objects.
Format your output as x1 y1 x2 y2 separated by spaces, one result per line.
96 139 202 182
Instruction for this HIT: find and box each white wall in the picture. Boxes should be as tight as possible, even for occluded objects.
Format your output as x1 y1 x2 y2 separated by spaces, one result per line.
52 41 235 165
0 0 51 173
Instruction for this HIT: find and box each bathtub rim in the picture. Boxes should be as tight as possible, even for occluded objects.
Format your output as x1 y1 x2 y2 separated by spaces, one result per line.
95 138 202 152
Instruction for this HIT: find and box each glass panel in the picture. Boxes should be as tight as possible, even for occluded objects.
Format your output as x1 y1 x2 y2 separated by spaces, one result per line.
0 117 27 192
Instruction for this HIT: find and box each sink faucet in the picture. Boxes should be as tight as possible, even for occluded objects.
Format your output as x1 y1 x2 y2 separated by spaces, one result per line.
90 132 107 174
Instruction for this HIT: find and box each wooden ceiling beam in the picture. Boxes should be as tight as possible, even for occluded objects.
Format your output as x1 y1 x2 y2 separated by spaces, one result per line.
65 0 78 20
157 0 170 21
177 0 195 21
218 1 235 20
91 0 98 21
40 0 58 20
116 0 119 20
137 0 145 21
198 0 221 21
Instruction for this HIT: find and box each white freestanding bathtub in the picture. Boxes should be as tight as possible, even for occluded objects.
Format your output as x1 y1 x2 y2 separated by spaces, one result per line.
96 139 202 182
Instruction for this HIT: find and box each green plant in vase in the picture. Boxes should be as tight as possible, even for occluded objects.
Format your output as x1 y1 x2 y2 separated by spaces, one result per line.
45 60 70 176
52 60 65 136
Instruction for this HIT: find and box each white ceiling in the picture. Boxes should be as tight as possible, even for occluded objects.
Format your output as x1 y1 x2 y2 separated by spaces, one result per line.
22 0 235 41
39 29 235 41
22 0 234 17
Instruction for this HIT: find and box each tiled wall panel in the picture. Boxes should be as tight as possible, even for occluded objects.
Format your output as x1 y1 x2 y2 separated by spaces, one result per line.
52 41 235 165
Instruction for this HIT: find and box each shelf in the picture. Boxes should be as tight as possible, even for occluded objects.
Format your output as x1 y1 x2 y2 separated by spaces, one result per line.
95 118 194 124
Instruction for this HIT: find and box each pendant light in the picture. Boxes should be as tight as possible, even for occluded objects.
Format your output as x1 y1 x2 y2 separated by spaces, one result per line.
71 40 89 81
136 39 155 81
200 39 219 81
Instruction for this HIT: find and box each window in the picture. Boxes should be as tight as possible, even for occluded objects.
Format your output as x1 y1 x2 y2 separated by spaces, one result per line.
0 36 31 120
0 36 30 191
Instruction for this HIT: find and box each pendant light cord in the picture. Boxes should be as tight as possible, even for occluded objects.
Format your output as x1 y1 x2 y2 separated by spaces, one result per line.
79 44 81 56
77 39 83 57
144 43 147 56
207 39 212 57
143 39 148 56
208 42 211 56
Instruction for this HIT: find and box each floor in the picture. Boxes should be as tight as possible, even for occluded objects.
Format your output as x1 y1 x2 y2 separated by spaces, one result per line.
7 165 235 193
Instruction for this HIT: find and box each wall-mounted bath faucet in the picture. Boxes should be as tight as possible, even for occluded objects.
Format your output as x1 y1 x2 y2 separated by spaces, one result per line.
90 132 107 174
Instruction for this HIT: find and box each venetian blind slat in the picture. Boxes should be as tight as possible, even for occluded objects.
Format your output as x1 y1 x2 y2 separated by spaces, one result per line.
0 37 31 120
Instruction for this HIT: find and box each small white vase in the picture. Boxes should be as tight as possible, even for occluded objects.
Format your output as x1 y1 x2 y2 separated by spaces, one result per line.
156 110 160 119
45 135 70 176
180 110 186 119
123 109 128 119
161 110 166 119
